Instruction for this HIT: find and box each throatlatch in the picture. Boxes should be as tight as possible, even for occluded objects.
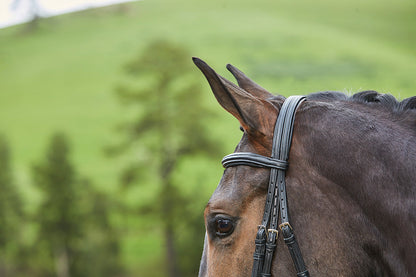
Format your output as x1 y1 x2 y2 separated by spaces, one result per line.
222 96 310 277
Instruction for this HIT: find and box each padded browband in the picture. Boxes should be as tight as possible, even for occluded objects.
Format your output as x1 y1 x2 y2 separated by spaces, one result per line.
222 152 288 170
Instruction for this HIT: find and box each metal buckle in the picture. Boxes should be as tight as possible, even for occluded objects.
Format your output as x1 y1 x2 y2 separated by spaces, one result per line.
257 225 267 238
258 225 267 231
279 222 293 230
267 228 279 238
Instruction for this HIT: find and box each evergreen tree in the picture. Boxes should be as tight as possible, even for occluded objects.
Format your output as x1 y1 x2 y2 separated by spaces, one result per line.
32 133 121 277
32 133 81 277
110 40 222 277
0 135 24 276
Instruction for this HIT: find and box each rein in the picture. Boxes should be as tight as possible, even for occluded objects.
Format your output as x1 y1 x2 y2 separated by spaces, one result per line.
222 96 310 277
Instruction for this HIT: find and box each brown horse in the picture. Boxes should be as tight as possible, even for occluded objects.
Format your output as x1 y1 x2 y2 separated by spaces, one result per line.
193 57 416 277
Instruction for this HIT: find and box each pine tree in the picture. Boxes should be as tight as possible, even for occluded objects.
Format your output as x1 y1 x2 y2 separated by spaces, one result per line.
110 40 222 277
32 133 81 277
32 133 122 277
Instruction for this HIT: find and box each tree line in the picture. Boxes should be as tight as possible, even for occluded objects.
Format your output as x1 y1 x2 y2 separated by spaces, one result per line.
0 40 222 277
0 133 121 277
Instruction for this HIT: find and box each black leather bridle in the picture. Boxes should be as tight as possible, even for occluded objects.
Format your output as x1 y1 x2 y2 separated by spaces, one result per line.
222 96 310 277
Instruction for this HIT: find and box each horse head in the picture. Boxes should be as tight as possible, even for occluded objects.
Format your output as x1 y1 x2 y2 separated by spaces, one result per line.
193 58 416 277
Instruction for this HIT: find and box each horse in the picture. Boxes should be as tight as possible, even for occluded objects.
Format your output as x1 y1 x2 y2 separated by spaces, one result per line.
192 57 416 277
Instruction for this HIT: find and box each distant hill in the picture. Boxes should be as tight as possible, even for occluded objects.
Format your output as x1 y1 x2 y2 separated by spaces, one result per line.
0 0 415 273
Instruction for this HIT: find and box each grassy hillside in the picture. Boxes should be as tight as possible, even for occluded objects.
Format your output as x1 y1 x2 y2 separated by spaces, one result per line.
0 0 415 274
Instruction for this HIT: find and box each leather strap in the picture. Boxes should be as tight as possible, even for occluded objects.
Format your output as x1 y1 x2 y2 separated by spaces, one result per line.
222 96 309 277
222 153 288 170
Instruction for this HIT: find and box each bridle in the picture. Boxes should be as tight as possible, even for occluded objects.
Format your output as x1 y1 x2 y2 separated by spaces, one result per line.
221 96 310 277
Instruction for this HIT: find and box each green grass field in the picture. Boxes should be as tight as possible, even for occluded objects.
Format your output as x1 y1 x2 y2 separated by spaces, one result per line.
0 0 415 274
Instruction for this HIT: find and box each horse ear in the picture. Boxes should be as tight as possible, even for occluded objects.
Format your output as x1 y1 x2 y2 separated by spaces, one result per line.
193 57 277 134
226 64 273 99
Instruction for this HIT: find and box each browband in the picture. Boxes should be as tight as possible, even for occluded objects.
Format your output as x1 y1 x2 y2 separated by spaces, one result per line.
222 153 288 170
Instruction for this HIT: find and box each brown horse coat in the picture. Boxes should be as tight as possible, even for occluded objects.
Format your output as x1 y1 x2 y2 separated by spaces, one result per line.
194 58 416 277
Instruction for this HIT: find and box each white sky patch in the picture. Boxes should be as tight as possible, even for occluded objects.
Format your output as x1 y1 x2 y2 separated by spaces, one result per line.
0 0 138 29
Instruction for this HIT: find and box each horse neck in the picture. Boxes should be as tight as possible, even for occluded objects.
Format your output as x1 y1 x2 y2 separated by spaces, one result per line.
289 104 416 273
295 103 416 229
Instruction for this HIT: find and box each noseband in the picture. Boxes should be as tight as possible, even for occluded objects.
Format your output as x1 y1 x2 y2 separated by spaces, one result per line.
222 96 309 277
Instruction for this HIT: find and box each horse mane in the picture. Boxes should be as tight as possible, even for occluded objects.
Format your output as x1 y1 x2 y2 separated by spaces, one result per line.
268 90 416 130
305 90 416 114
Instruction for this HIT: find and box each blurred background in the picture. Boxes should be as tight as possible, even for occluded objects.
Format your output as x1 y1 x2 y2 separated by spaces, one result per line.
0 0 415 276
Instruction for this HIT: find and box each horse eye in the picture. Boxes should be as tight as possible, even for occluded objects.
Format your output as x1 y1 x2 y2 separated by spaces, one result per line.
215 218 234 237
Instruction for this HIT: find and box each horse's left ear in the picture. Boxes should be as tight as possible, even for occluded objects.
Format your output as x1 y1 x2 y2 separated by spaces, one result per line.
193 57 277 135
226 63 273 100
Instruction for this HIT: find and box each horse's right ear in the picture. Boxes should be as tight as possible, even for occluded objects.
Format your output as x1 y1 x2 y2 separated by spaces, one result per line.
192 57 277 135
